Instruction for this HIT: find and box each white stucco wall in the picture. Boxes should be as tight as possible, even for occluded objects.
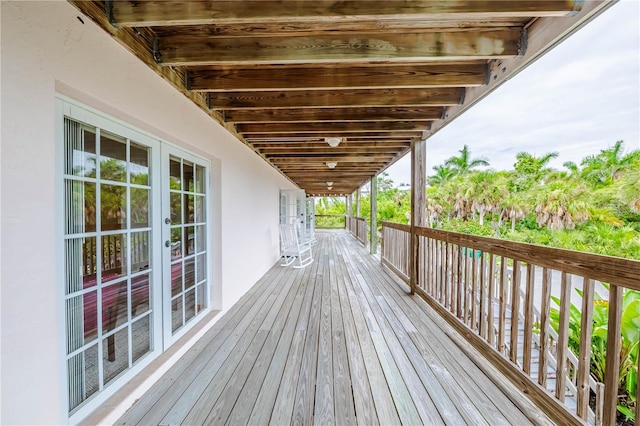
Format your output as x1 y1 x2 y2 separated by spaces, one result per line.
0 2 295 424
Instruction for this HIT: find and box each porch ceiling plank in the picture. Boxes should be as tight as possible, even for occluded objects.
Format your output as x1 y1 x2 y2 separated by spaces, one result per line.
208 88 465 109
153 19 530 38
238 121 431 134
250 141 411 148
225 107 445 124
188 63 488 91
245 132 422 140
259 148 405 156
111 1 582 27
158 30 523 66
269 154 393 161
71 0 614 198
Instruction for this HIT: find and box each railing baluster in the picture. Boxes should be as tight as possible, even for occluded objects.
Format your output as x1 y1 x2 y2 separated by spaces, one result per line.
577 277 595 420
556 272 571 402
456 245 463 319
538 267 552 387
596 382 604 426
445 243 454 312
603 284 623 426
470 250 478 331
478 252 485 338
498 257 507 354
465 248 472 326
523 263 535 375
509 260 521 365
487 253 495 346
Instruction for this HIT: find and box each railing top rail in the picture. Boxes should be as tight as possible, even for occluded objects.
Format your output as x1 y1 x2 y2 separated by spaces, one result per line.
315 214 347 217
381 221 411 232
416 225 640 290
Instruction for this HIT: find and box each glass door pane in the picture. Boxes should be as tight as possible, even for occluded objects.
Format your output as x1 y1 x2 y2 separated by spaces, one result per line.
63 118 156 413
163 150 209 340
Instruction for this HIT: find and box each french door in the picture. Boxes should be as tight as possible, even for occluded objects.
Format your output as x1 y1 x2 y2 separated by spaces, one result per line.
61 102 210 417
161 146 210 345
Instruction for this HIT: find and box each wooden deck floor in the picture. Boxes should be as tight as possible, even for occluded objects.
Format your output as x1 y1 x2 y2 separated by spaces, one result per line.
116 230 552 425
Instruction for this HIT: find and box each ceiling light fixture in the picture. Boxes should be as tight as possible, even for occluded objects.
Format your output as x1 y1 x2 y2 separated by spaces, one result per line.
326 161 337 169
325 137 342 148
326 181 334 187
327 186 333 190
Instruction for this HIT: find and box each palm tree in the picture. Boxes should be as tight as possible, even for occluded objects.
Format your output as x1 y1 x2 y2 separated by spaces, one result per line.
580 140 640 187
467 170 506 226
532 180 590 231
444 145 490 175
427 165 456 186
512 151 559 191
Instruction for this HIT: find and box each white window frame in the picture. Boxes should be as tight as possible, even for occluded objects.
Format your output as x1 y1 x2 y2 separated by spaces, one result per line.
56 95 213 423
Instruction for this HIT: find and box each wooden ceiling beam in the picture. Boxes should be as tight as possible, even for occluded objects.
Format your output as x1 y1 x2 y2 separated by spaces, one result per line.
225 107 444 123
111 1 582 27
245 132 422 140
159 30 522 66
189 64 487 91
260 148 404 156
237 121 430 134
153 19 531 38
270 155 393 163
251 140 411 148
208 88 464 109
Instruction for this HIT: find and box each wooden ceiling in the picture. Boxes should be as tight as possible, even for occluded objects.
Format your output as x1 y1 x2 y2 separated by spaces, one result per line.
70 1 613 196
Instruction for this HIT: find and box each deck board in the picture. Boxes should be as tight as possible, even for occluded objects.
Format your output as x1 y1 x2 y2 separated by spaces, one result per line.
116 230 552 425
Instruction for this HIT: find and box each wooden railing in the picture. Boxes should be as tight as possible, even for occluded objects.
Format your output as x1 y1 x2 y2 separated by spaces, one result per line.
315 214 346 229
380 222 410 283
347 216 367 246
380 222 640 426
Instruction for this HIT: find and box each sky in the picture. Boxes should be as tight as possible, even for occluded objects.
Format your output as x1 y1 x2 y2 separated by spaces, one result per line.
385 0 640 186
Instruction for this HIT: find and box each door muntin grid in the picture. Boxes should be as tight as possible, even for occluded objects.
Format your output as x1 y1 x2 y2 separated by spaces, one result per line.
167 155 208 335
63 119 154 413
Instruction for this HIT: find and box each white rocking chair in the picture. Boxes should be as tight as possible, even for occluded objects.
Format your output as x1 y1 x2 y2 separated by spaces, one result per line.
279 223 313 268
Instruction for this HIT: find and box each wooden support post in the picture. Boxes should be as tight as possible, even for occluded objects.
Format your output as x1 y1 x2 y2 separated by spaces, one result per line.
410 138 426 295
356 187 361 217
370 175 378 254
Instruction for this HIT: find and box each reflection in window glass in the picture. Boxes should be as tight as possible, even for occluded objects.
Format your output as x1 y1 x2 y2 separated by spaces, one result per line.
101 184 127 230
102 280 128 333
131 232 150 273
195 195 205 223
185 289 196 323
171 261 183 297
64 117 154 414
131 188 149 228
130 143 149 185
195 165 205 194
101 234 127 283
131 273 150 318
184 258 196 291
100 133 127 183
102 328 129 385
169 156 208 336
170 193 182 225
183 160 195 192
172 296 183 333
169 158 181 190
132 315 151 364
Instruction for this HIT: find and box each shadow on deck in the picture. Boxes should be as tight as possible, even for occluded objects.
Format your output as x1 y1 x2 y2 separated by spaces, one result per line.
114 230 552 425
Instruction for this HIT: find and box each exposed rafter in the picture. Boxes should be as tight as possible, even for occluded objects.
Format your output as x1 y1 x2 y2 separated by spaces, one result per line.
69 0 614 196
